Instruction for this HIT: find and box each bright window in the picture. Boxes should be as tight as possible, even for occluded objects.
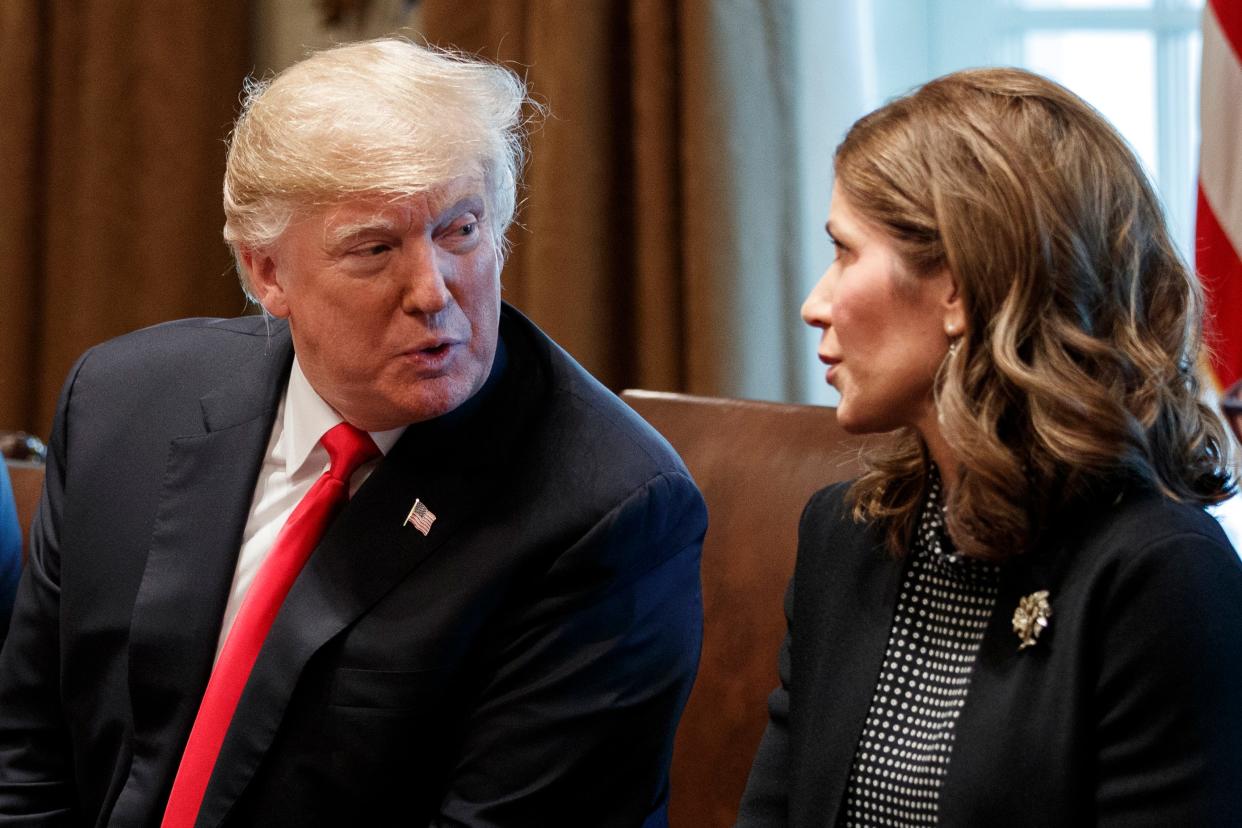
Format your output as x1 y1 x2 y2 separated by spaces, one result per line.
987 0 1205 263
797 0 1206 403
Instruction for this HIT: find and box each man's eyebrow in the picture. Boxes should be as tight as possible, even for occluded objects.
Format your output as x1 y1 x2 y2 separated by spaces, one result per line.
324 215 403 247
322 194 487 246
435 195 486 222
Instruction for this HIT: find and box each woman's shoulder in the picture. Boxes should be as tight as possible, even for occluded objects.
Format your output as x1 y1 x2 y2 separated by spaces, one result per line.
794 480 891 583
797 481 871 546
1069 490 1236 568
1049 490 1242 620
801 480 853 521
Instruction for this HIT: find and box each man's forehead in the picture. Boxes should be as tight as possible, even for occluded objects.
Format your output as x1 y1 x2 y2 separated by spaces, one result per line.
322 177 487 226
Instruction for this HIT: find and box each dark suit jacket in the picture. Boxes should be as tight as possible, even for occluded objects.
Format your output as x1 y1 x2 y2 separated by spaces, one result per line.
738 482 1242 827
0 304 706 827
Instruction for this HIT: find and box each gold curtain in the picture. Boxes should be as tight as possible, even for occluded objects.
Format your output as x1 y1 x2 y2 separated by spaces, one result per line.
0 2 251 436
422 0 801 401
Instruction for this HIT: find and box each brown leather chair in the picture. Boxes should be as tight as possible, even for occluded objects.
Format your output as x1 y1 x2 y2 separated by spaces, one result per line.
4 460 44 565
620 390 864 827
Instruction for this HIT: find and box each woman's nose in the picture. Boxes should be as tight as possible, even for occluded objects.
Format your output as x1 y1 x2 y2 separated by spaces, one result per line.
801 269 834 328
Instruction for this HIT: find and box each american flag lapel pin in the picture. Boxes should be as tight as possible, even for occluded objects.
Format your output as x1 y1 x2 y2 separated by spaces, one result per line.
404 498 436 536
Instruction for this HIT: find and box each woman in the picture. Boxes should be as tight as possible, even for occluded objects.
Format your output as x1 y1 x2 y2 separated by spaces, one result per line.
737 68 1242 826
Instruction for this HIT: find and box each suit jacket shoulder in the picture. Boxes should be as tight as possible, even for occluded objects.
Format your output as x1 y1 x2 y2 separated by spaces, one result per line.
63 314 293 454
506 305 694 483
495 304 704 571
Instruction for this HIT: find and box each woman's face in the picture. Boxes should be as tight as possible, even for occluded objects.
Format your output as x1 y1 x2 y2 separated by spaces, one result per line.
802 182 962 437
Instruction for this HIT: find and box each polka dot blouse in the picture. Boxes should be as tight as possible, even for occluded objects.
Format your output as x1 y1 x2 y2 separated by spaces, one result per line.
839 473 1000 827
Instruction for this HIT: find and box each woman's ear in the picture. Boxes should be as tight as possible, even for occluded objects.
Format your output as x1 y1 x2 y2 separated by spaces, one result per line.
941 271 965 337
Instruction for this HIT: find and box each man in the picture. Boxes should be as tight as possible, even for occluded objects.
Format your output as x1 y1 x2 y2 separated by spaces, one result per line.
0 39 705 827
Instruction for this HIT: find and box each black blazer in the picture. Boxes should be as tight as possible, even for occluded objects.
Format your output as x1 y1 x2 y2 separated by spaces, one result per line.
0 304 706 827
738 482 1242 826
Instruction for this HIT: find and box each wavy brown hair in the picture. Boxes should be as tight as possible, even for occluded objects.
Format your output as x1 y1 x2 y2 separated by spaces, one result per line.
837 67 1234 559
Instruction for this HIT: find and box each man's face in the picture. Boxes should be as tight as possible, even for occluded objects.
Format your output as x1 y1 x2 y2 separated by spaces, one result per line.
245 177 502 431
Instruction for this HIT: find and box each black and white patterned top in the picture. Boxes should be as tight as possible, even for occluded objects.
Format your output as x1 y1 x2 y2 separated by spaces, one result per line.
839 473 1000 827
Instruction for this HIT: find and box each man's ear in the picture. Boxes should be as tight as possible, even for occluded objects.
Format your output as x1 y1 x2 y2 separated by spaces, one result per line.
240 247 290 318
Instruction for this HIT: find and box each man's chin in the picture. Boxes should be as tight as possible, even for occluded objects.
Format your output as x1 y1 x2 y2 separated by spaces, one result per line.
360 376 484 431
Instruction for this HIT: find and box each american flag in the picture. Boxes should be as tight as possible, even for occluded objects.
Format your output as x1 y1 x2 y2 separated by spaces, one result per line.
404 499 436 536
1198 0 1242 391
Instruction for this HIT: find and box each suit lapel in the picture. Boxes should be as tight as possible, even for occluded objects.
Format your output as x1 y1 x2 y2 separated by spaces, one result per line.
199 312 547 827
113 325 292 826
793 500 903 826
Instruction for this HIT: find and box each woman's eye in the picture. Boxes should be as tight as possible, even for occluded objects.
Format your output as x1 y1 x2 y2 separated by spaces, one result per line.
458 222 477 236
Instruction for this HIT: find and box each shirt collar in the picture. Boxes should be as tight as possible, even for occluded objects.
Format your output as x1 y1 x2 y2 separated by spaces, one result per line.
280 357 405 478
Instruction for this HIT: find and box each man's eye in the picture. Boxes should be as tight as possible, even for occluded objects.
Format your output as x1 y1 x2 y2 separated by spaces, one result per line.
353 243 391 257
446 218 478 239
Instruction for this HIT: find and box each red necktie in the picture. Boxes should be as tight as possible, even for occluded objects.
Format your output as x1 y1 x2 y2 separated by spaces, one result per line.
161 422 380 828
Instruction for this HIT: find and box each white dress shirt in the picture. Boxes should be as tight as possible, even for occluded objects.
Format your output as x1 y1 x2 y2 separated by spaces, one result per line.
215 358 405 660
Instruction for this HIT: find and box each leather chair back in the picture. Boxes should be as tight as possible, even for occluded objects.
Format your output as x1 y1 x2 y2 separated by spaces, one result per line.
621 390 864 827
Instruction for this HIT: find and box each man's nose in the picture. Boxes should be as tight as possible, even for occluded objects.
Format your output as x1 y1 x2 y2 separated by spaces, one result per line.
400 243 452 315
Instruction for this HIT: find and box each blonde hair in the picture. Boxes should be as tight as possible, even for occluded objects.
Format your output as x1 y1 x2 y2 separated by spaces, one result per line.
837 67 1234 559
223 38 529 297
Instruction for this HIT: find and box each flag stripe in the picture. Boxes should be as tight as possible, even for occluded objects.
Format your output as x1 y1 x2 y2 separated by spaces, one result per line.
1197 186 1242 388
1201 3 1242 255
1210 0 1242 63
1199 1 1242 391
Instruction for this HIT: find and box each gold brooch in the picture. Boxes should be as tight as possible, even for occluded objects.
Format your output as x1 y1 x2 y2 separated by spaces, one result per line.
1012 590 1052 650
